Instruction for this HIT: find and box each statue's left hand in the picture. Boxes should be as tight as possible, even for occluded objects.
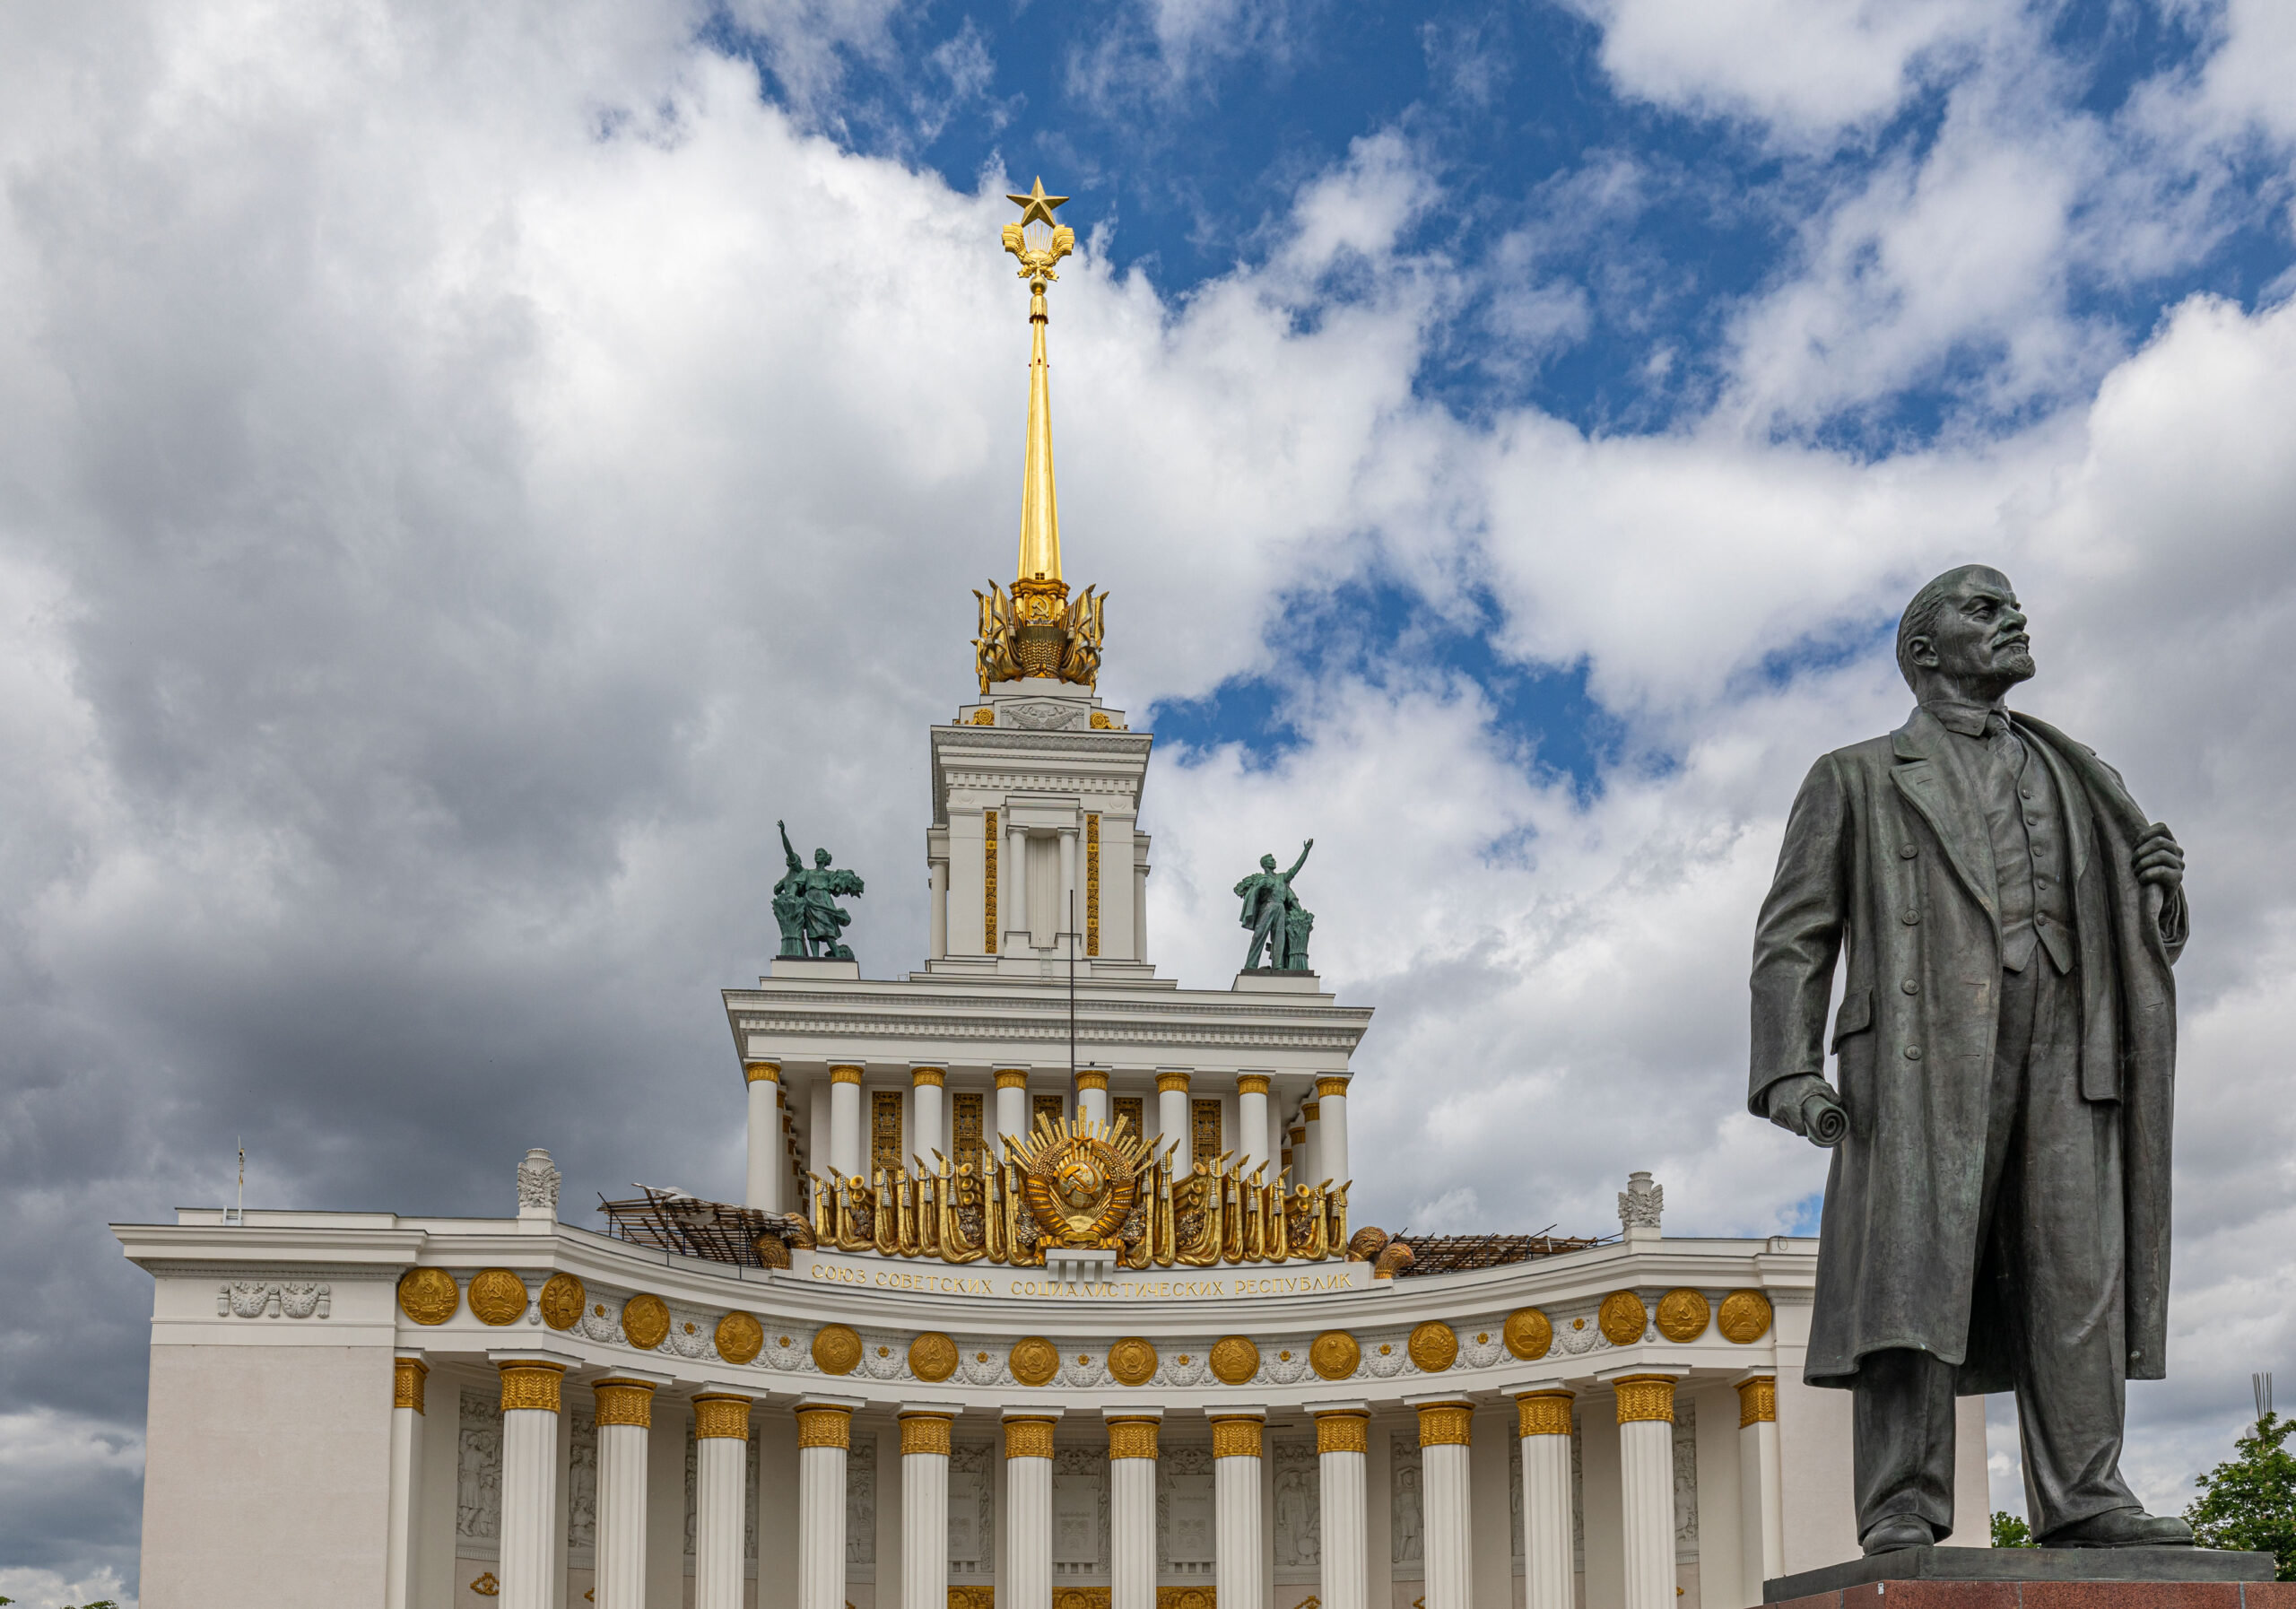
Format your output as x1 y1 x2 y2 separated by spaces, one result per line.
2133 822 2184 895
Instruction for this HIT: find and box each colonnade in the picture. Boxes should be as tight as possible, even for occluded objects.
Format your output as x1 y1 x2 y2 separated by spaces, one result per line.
383 1355 1787 1609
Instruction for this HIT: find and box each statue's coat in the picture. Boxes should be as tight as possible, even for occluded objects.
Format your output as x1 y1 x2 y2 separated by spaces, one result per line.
1748 707 2185 1393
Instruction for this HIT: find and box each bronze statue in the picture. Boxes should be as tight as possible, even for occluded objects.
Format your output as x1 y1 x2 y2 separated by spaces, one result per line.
1236 839 1315 971
772 821 865 961
1750 565 2189 1553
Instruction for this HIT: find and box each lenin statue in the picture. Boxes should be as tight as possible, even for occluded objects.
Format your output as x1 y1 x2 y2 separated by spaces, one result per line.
1749 565 2191 1554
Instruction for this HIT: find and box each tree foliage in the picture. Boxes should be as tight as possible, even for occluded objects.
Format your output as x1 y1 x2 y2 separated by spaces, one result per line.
2187 1410 2296 1579
1991 1510 2035 1547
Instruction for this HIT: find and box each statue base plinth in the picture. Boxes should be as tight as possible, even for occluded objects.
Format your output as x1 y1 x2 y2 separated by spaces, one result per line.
768 957 861 980
1232 970 1321 994
1766 1546 2277 1608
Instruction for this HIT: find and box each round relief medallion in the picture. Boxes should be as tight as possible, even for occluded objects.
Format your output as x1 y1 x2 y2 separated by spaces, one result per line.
468 1268 529 1326
1310 1330 1361 1381
1107 1337 1159 1387
1407 1321 1458 1372
1598 1290 1648 1345
1009 1335 1060 1387
1504 1307 1553 1361
909 1332 959 1382
622 1293 672 1352
537 1272 585 1332
1656 1289 1711 1343
813 1323 863 1376
396 1267 458 1326
1717 1289 1774 1344
1209 1335 1261 1386
716 1310 764 1366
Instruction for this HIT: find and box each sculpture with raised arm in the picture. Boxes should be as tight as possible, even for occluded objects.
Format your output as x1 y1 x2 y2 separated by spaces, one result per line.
1236 839 1315 971
773 820 866 961
1749 565 2190 1556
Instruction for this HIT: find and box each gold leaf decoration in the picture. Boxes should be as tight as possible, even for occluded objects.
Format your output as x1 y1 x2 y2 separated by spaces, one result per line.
813 1323 863 1376
1655 1289 1710 1343
622 1293 672 1352
396 1267 458 1326
1503 1307 1552 1361
467 1269 529 1326
909 1332 959 1382
1107 1336 1159 1387
1597 1290 1648 1345
1717 1289 1774 1344
1009 1335 1059 1387
1209 1335 1260 1386
1309 1330 1361 1381
1406 1321 1458 1373
537 1273 585 1332
716 1310 764 1366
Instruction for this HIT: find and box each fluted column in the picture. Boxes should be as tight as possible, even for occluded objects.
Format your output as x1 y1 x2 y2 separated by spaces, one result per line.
1313 1405 1369 1609
929 857 949 960
1237 1075 1271 1171
1213 1411 1266 1609
1005 1411 1061 1609
745 1062 783 1212
385 1356 427 1609
995 1068 1030 1152
494 1358 567 1609
903 1409 957 1609
695 1394 755 1609
1515 1391 1575 1609
1415 1400 1474 1609
829 1064 865 1178
799 1399 857 1609
1299 1101 1321 1181
1157 1072 1192 1170
592 1376 659 1609
1076 1067 1109 1128
1736 1375 1784 1600
912 1067 946 1170
1058 825 1079 945
1315 1076 1350 1181
1108 1412 1161 1609
1006 822 1031 952
1613 1374 1681 1609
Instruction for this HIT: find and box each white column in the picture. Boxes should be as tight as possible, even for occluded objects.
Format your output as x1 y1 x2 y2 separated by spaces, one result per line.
1077 1069 1110 1128
799 1399 858 1609
745 1062 783 1212
1006 822 1030 952
930 857 949 961
912 1068 946 1170
694 1393 754 1609
593 1375 662 1609
1213 1412 1266 1609
386 1357 427 1609
1313 1405 1369 1609
494 1359 567 1609
1316 1076 1350 1181
1736 1376 1784 1599
1157 1072 1191 1171
996 1069 1030 1151
1415 1400 1474 1609
1058 826 1078 944
1613 1374 1681 1609
1300 1101 1321 1182
1134 857 1149 959
829 1064 864 1178
1108 1413 1161 1609
1515 1391 1575 1609
903 1409 957 1609
1005 1411 1060 1609
1237 1075 1271 1172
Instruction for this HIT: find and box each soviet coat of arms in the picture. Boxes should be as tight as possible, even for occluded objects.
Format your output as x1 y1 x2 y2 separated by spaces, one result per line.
1010 1117 1152 1248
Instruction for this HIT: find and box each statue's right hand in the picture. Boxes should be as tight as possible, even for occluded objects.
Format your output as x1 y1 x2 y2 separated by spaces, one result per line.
1764 1074 1847 1147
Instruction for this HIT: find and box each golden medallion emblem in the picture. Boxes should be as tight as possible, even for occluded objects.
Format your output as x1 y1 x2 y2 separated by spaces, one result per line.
1598 1290 1648 1345
1010 1335 1060 1386
813 1323 863 1375
716 1310 765 1365
1407 1321 1458 1372
1717 1289 1774 1344
622 1293 672 1352
467 1269 528 1326
1504 1307 1552 1361
1655 1289 1711 1342
396 1267 458 1326
909 1332 959 1382
1008 1116 1155 1248
1309 1330 1361 1381
537 1273 585 1332
1209 1335 1260 1386
1107 1337 1159 1387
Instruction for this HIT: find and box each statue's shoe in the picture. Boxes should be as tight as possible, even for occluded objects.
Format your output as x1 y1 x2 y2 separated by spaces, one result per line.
1861 1517 1935 1555
2042 1509 2196 1548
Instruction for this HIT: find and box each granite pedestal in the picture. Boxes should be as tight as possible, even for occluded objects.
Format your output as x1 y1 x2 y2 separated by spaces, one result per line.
1767 1548 2283 1609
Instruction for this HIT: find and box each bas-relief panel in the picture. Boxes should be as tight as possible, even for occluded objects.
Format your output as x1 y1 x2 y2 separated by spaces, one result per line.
1674 1403 1699 1563
458 1389 502 1545
1390 1433 1422 1576
950 1444 996 1579
1053 1445 1110 1576
1157 1444 1215 1579
1273 1439 1319 1572
747 1432 761 1561
568 1410 597 1553
849 1436 878 1569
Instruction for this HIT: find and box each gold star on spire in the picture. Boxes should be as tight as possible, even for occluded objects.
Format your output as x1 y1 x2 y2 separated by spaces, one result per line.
1005 177 1068 230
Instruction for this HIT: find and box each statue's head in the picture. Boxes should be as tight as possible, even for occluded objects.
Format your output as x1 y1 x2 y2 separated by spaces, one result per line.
1259 853 1278 872
1895 564 2033 697
814 848 832 866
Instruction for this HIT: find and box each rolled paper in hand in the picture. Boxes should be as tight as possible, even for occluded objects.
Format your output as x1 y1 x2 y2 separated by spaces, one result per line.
1802 1092 1849 1148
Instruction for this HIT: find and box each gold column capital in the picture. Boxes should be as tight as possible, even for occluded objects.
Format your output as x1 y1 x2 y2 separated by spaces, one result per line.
694 1395 753 1440
1155 1071 1192 1094
1004 1417 1057 1459
594 1379 656 1429
1211 1416 1264 1459
1613 1374 1678 1424
1315 1411 1369 1455
393 1357 429 1414
744 1060 781 1084
995 1068 1031 1090
1516 1391 1573 1438
497 1361 565 1414
1074 1069 1109 1092
797 1405 853 1449
1736 1376 1778 1427
911 1066 947 1088
900 1413 954 1456
1301 1100 1320 1121
1236 1074 1271 1097
1315 1075 1350 1099
829 1065 865 1085
1108 1417 1161 1460
1416 1402 1474 1448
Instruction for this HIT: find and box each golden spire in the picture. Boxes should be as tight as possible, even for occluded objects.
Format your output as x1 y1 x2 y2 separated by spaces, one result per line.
973 179 1108 694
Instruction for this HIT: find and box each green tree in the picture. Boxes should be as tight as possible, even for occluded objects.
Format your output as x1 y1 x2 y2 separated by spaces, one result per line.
2187 1409 2296 1579
1992 1510 2035 1547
